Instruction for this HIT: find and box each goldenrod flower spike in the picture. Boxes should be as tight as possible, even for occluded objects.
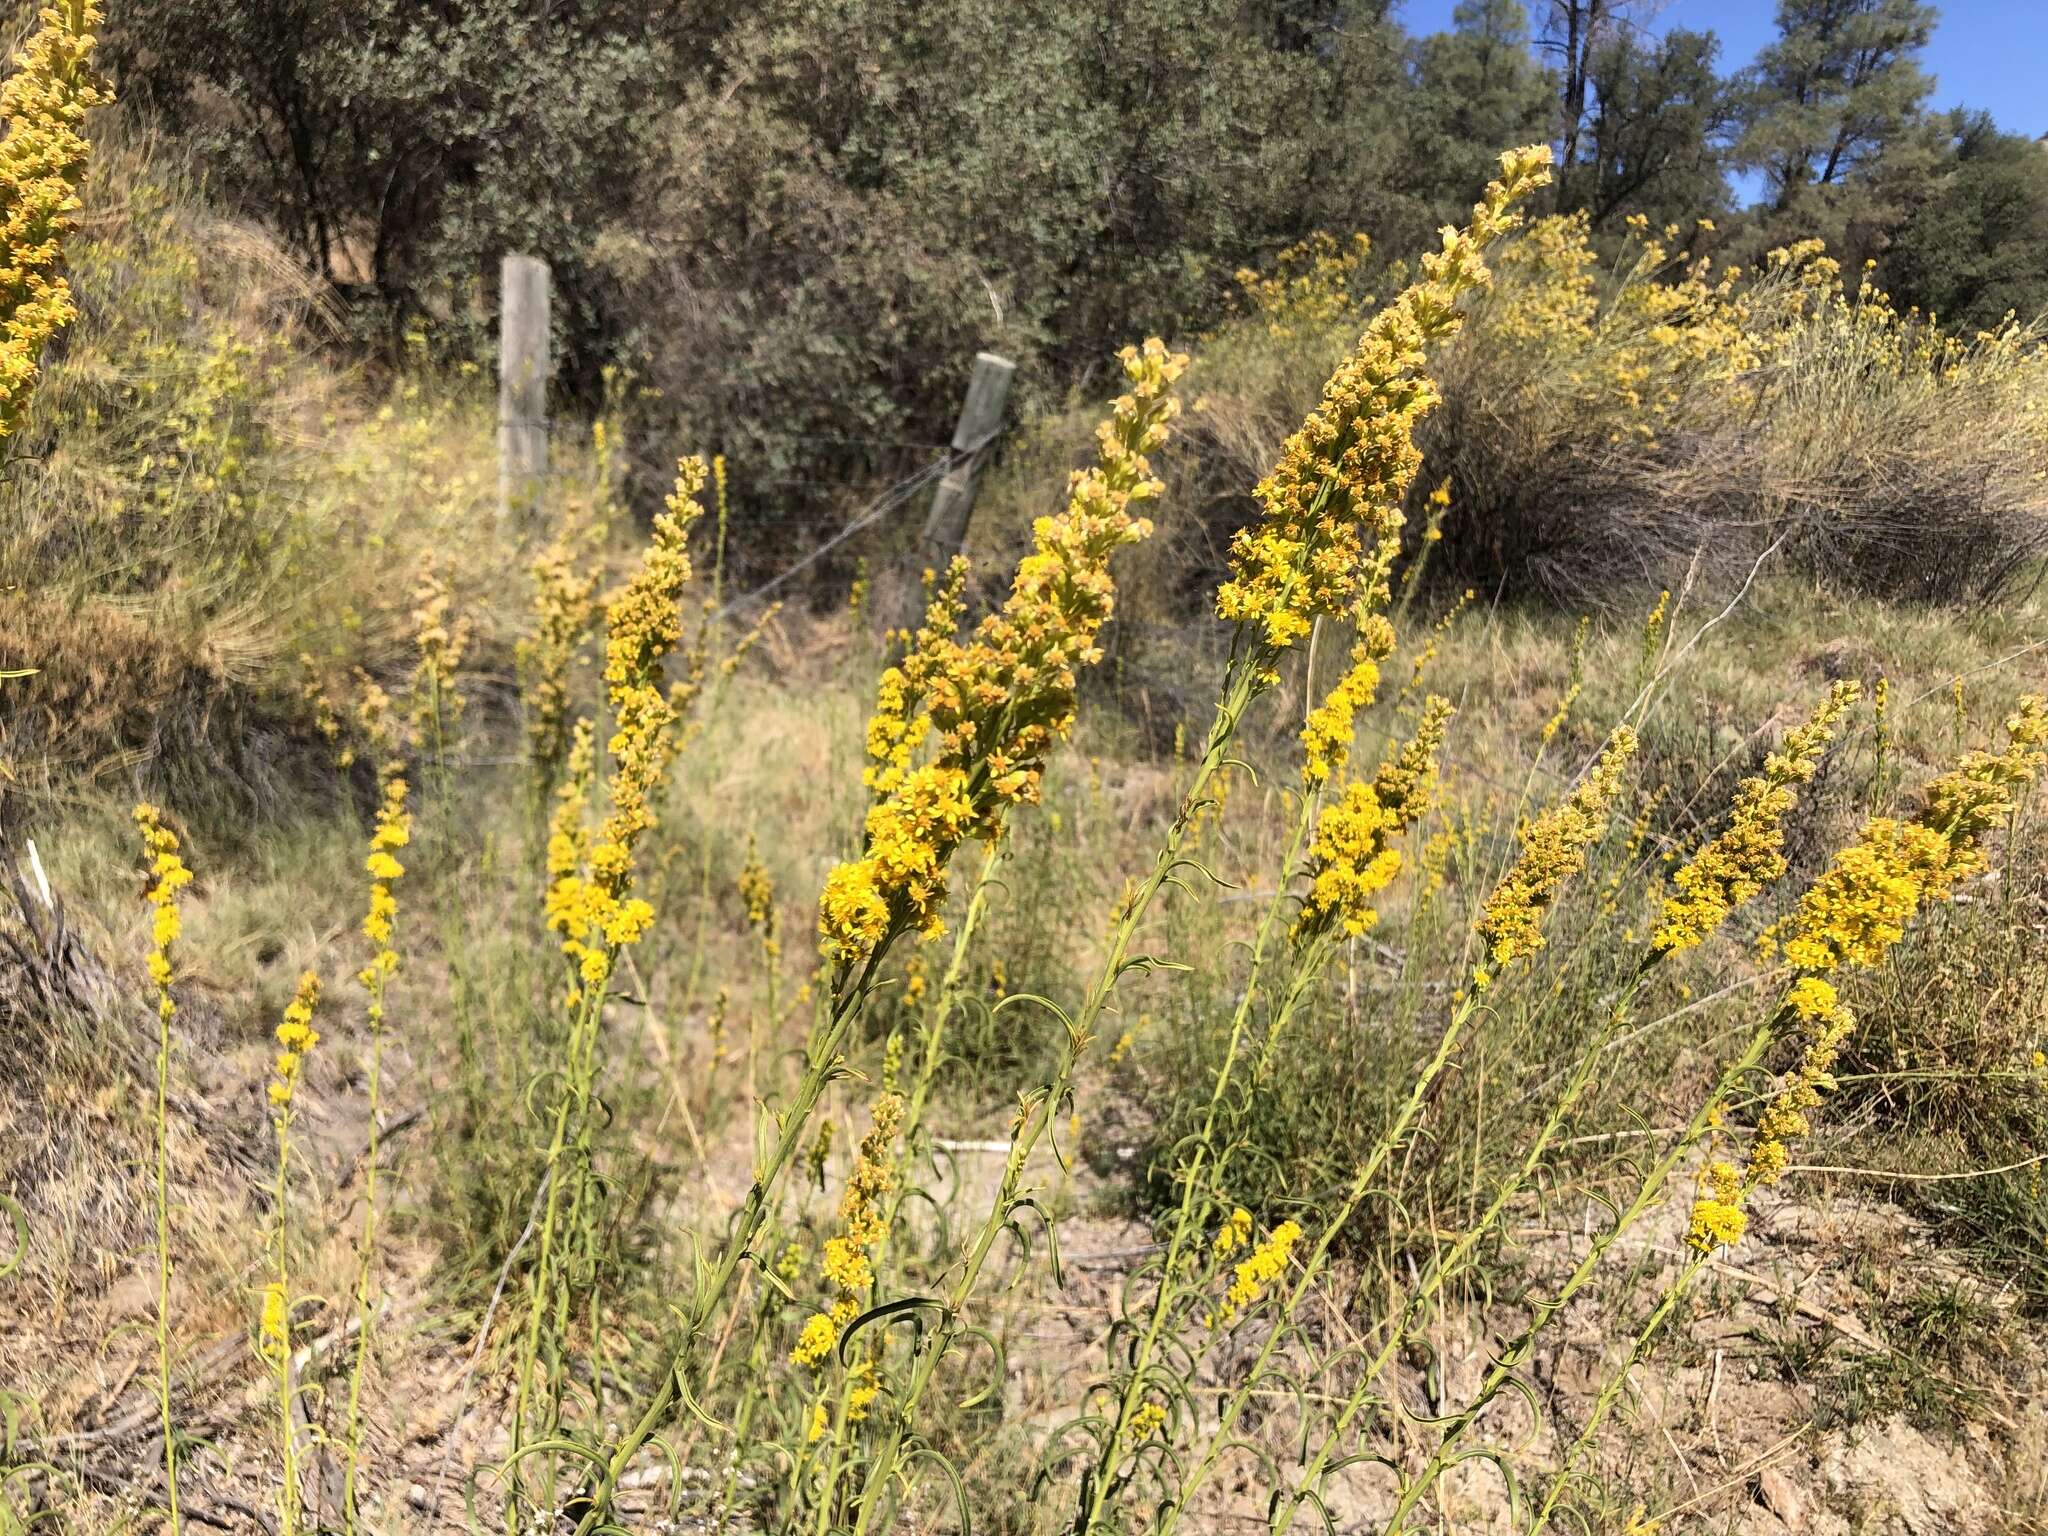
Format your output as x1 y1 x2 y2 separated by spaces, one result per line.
1294 694 1455 941
1210 1218 1303 1329
134 804 193 1003
266 971 323 1112
1764 694 2046 974
0 0 108 448
133 800 190 1532
1299 615 1395 788
818 341 1189 962
409 559 471 727
545 458 708 992
1215 145 1551 652
1691 696 2048 1256
1477 725 1638 969
790 1091 903 1368
1654 681 1859 954
518 541 600 787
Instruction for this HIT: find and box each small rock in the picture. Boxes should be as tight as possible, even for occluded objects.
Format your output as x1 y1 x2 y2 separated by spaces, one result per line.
1758 1467 1805 1530
406 1482 430 1511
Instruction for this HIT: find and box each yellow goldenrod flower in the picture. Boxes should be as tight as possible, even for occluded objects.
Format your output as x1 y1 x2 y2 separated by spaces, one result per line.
1296 696 1455 940
1213 1218 1304 1327
1764 697 2045 972
1478 727 1639 966
359 774 410 995
820 342 1187 961
1695 702 2047 1256
1127 1401 1168 1442
1213 1206 1253 1258
790 1091 904 1367
1688 978 1851 1252
804 1398 829 1443
1653 682 1859 953
846 1357 881 1423
266 971 322 1113
1215 147 1551 651
739 834 776 955
1638 588 1670 678
133 804 193 1006
517 539 600 784
1371 694 1456 831
790 1312 837 1370
546 459 708 992
0 0 109 446
258 1279 290 1365
1686 1160 1748 1250
409 558 471 726
1299 614 1397 788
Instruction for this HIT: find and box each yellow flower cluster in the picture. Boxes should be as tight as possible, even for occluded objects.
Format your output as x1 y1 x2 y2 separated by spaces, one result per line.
1688 977 1852 1251
409 558 472 726
258 1279 290 1365
791 1091 904 1367
1212 1218 1303 1328
1653 682 1859 954
1297 695 1455 940
1127 1401 1168 1443
1693 699 2048 1255
1764 697 2046 972
739 835 776 936
1477 727 1639 968
0 0 108 445
1233 231 1374 340
359 774 410 1008
1214 146 1552 651
1299 615 1396 788
266 971 322 1112
819 342 1187 962
517 539 600 782
1407 588 1475 698
545 459 706 996
1539 618 1589 746
1372 694 1457 829
133 803 192 1006
1213 1206 1253 1258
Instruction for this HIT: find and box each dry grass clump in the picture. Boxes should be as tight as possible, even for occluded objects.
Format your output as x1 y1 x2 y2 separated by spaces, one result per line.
0 134 592 819
1424 214 2048 605
1003 210 2046 622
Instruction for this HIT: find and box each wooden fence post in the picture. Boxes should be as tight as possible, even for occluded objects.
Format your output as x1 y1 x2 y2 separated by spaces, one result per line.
498 254 551 521
919 351 1016 567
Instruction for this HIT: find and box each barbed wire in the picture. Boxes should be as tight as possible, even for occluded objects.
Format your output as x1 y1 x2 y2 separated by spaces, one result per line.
715 424 1002 620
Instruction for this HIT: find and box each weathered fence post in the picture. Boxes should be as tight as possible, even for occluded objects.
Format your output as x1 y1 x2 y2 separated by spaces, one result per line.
919 351 1016 566
498 253 551 521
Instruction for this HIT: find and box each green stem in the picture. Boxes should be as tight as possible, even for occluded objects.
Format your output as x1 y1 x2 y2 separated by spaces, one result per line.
1075 792 1315 1534
153 995 182 1536
1269 973 1650 1536
1527 1251 1705 1533
274 1115 298 1536
849 656 1266 1536
569 946 888 1534
1160 981 1489 1536
1375 1013 1779 1535
341 1004 385 1531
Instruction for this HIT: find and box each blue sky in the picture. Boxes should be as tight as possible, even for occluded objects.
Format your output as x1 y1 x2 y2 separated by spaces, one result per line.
1397 0 2048 139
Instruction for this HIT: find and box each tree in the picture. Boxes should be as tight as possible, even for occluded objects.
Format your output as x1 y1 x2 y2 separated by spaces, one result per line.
1409 0 1557 220
1884 115 2048 330
1574 28 1733 229
1736 0 1936 212
108 0 683 356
